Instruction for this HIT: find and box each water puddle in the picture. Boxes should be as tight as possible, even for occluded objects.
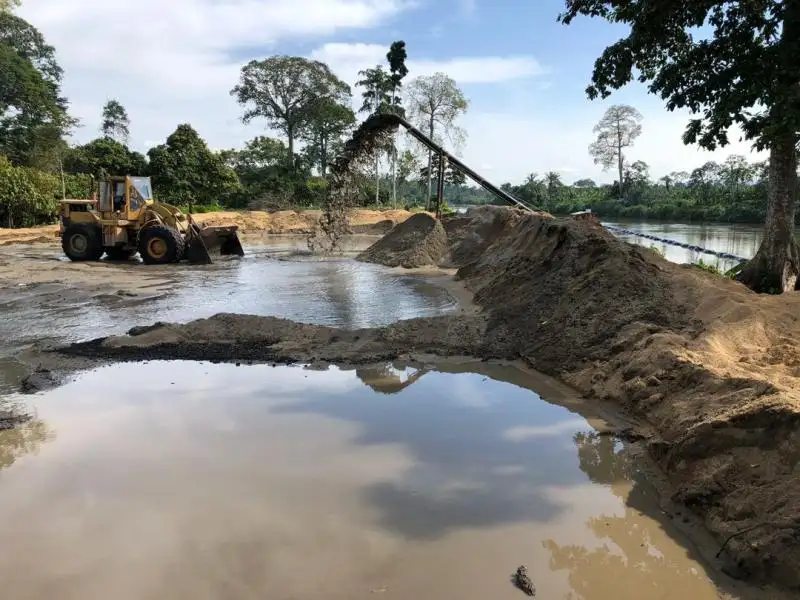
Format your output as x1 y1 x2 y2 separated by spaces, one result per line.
0 238 460 364
0 361 733 599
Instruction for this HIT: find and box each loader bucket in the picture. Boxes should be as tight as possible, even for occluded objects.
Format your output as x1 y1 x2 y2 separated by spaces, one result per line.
185 224 244 264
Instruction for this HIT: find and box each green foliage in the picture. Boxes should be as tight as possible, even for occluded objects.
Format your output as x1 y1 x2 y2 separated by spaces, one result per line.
589 105 643 196
100 99 130 144
0 11 72 167
356 65 393 115
63 137 147 178
0 155 92 227
299 99 355 176
231 56 351 167
147 124 240 209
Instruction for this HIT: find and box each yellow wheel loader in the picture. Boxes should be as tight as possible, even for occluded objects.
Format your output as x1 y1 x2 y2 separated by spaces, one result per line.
58 175 244 265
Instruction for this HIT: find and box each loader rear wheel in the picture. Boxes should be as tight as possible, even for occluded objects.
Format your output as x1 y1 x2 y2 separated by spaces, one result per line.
62 224 103 262
104 247 138 261
138 225 185 265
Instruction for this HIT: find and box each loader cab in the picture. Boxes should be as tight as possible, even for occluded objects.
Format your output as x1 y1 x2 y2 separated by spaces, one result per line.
98 175 154 221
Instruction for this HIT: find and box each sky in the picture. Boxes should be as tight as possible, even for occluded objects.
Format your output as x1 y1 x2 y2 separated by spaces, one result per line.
18 0 766 185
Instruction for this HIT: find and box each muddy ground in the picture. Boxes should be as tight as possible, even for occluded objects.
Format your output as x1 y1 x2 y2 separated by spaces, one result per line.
16 205 796 592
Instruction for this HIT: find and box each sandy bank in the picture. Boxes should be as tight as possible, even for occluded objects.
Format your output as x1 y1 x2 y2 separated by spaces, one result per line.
54 205 800 590
0 208 418 245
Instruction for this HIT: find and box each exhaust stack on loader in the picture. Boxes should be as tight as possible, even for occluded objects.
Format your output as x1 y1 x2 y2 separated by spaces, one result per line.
58 175 244 265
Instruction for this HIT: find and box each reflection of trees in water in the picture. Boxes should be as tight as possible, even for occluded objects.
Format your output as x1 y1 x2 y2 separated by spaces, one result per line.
0 418 54 470
573 431 634 485
543 432 713 599
355 365 429 394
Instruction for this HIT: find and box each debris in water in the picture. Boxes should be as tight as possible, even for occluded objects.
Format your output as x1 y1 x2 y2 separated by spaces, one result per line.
513 565 536 596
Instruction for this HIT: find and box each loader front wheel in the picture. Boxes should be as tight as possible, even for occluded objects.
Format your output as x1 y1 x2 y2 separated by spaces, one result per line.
62 224 103 262
138 225 185 265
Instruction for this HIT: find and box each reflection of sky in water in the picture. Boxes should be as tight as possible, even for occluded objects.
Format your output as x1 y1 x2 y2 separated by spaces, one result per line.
1 361 722 599
0 242 459 358
604 220 762 272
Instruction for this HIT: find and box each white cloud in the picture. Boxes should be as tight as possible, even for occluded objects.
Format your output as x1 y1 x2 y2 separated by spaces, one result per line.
309 43 545 86
459 105 766 185
458 0 477 15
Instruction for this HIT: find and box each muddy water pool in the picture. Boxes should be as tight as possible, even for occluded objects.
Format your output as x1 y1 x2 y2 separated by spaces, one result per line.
0 360 734 600
0 237 459 391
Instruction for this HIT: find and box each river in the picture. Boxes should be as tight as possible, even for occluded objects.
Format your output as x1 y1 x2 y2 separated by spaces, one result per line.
603 220 762 272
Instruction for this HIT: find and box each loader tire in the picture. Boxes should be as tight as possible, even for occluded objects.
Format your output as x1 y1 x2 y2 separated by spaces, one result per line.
62 224 103 262
104 247 138 261
138 225 185 265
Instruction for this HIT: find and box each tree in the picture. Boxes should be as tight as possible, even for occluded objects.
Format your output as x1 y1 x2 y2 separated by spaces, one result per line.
574 178 597 188
560 1 800 293
147 124 240 210
407 73 468 207
544 171 563 195
721 155 757 203
356 65 393 204
588 105 643 199
0 0 21 12
396 150 420 203
419 153 466 187
386 41 409 207
221 136 297 208
63 137 147 178
669 171 690 188
100 99 130 144
299 99 355 178
0 12 72 167
231 56 350 169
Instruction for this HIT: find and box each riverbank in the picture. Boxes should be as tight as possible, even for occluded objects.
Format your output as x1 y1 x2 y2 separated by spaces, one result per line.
0 208 418 245
46 205 800 591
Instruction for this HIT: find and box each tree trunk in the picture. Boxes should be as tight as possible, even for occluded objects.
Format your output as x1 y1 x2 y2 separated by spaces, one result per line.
287 126 295 171
736 134 799 293
616 120 624 200
320 133 328 178
391 141 397 208
375 153 380 205
425 118 434 209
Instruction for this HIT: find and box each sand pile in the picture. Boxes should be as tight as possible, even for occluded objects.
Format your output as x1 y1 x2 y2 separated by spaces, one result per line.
444 205 553 268
53 207 800 590
356 213 449 268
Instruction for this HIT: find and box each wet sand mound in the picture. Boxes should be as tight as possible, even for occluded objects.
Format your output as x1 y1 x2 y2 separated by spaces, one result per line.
444 205 552 268
356 213 448 268
52 207 800 590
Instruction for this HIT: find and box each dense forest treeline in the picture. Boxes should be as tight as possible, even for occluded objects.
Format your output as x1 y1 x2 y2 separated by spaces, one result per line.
0 4 794 229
